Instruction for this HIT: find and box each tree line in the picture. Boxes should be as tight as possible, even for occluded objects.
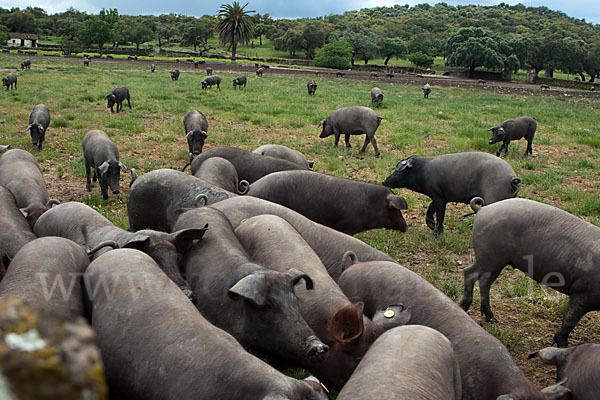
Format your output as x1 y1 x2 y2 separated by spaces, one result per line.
1 2 598 81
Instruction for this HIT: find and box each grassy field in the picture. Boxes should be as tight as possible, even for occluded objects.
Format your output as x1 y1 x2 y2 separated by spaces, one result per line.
1 54 599 392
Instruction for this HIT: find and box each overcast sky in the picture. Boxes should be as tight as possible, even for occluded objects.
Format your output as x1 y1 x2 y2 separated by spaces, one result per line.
1 0 598 24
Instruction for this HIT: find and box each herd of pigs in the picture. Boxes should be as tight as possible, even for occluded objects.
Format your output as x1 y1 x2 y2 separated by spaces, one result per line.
0 58 599 400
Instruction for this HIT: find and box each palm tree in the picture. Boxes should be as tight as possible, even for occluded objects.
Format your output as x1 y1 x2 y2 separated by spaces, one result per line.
219 2 255 62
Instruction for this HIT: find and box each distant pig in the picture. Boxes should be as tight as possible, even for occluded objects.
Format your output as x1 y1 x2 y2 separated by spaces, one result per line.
337 326 462 400
319 106 383 157
383 151 520 234
150 63 155 72
252 144 314 169
248 170 408 235
489 116 537 157
0 149 59 227
183 110 208 161
25 104 51 150
105 86 131 113
82 129 126 200
2 72 17 90
20 59 31 70
232 75 246 89
461 198 600 347
170 69 180 80
201 75 221 89
173 207 329 366
256 67 264 77
206 67 213 75
370 87 384 108
423 83 431 98
307 79 317 96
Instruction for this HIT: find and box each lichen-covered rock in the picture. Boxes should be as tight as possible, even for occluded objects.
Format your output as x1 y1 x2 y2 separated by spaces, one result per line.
0 297 107 400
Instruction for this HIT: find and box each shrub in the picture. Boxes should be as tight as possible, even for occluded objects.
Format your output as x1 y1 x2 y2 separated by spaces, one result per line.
314 40 352 70
408 52 434 69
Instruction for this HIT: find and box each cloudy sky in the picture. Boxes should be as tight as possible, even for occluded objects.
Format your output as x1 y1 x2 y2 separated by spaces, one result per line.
1 0 598 24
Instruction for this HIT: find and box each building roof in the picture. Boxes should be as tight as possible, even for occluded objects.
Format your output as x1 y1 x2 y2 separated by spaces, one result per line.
8 33 38 40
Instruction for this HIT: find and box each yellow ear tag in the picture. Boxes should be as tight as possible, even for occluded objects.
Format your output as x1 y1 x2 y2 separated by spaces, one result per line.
384 309 395 318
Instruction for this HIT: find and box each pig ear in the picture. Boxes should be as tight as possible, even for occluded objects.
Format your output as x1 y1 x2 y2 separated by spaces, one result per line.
540 379 571 400
19 207 30 218
228 273 268 307
202 131 208 139
171 225 208 253
387 194 408 211
317 119 325 128
98 161 109 176
371 304 411 337
122 234 150 250
535 347 574 366
118 162 127 172
286 268 313 290
0 145 9 153
186 131 194 140
327 302 365 344
24 124 32 132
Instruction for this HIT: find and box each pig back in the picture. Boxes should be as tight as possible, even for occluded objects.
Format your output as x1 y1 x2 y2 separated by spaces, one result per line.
0 186 37 258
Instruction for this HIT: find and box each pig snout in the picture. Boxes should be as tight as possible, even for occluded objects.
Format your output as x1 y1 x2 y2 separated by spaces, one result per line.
305 335 329 360
112 188 120 194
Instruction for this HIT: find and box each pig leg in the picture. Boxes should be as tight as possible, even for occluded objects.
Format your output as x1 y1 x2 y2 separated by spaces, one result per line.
433 201 447 234
99 178 109 200
425 202 437 231
479 269 502 322
344 134 352 149
369 136 380 157
127 97 132 109
85 163 92 191
553 296 589 347
460 264 478 311
359 135 370 153
525 140 533 156
334 133 340 147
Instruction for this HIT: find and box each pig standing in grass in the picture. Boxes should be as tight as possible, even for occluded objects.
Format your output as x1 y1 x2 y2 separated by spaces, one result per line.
20 59 31 70
319 106 383 157
307 79 317 95
382 152 520 234
170 69 180 80
232 75 246 89
461 198 600 347
423 83 431 98
2 72 17 90
370 87 384 108
82 130 126 200
201 75 221 89
183 110 208 161
105 86 131 113
488 116 537 157
26 104 50 150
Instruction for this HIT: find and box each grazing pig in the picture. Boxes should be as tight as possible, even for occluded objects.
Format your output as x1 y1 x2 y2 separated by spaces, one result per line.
190 146 309 183
423 83 432 98
370 87 384 108
201 75 221 89
83 58 90 66
232 75 246 89
0 186 37 259
193 156 249 194
318 106 383 157
253 143 314 168
489 116 537 157
127 168 236 232
170 69 180 80
460 198 600 347
26 103 51 150
0 149 59 227
336 71 345 77
382 152 520 234
20 59 31 70
248 170 409 235
339 260 555 400
150 63 155 72
535 343 600 399
0 237 90 320
84 249 328 400
173 207 329 365
183 110 208 161
256 67 264 77
209 196 394 281
82 129 126 200
337 326 462 400
307 79 317 95
105 86 131 113
206 67 213 75
2 72 17 90
235 215 411 389
34 201 206 301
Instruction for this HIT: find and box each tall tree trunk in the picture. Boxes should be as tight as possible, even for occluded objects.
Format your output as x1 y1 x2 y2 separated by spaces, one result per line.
578 72 585 81
259 35 262 46
136 43 140 50
545 68 554 78
384 56 390 66
469 65 475 78
158 37 162 49
231 39 237 62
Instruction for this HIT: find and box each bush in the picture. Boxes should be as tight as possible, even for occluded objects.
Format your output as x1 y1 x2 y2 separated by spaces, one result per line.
408 52 434 69
314 40 352 70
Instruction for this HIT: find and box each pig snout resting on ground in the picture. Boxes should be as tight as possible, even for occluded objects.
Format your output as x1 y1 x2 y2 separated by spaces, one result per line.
127 168 236 232
209 195 394 281
0 237 90 320
84 249 328 400
193 156 249 194
170 69 180 80
183 110 208 161
319 105 383 157
423 83 432 98
382 151 520 234
173 207 329 365
253 144 314 169
337 325 462 400
34 201 206 300
105 86 131 113
0 186 37 259
232 75 247 89
2 72 17 90
489 116 537 157
370 87 384 108
339 260 552 400
235 214 410 389
0 148 59 227
307 79 317 95
201 75 221 89
82 129 126 200
535 343 600 400
460 197 600 348
26 103 51 150
247 170 408 235
190 146 309 183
